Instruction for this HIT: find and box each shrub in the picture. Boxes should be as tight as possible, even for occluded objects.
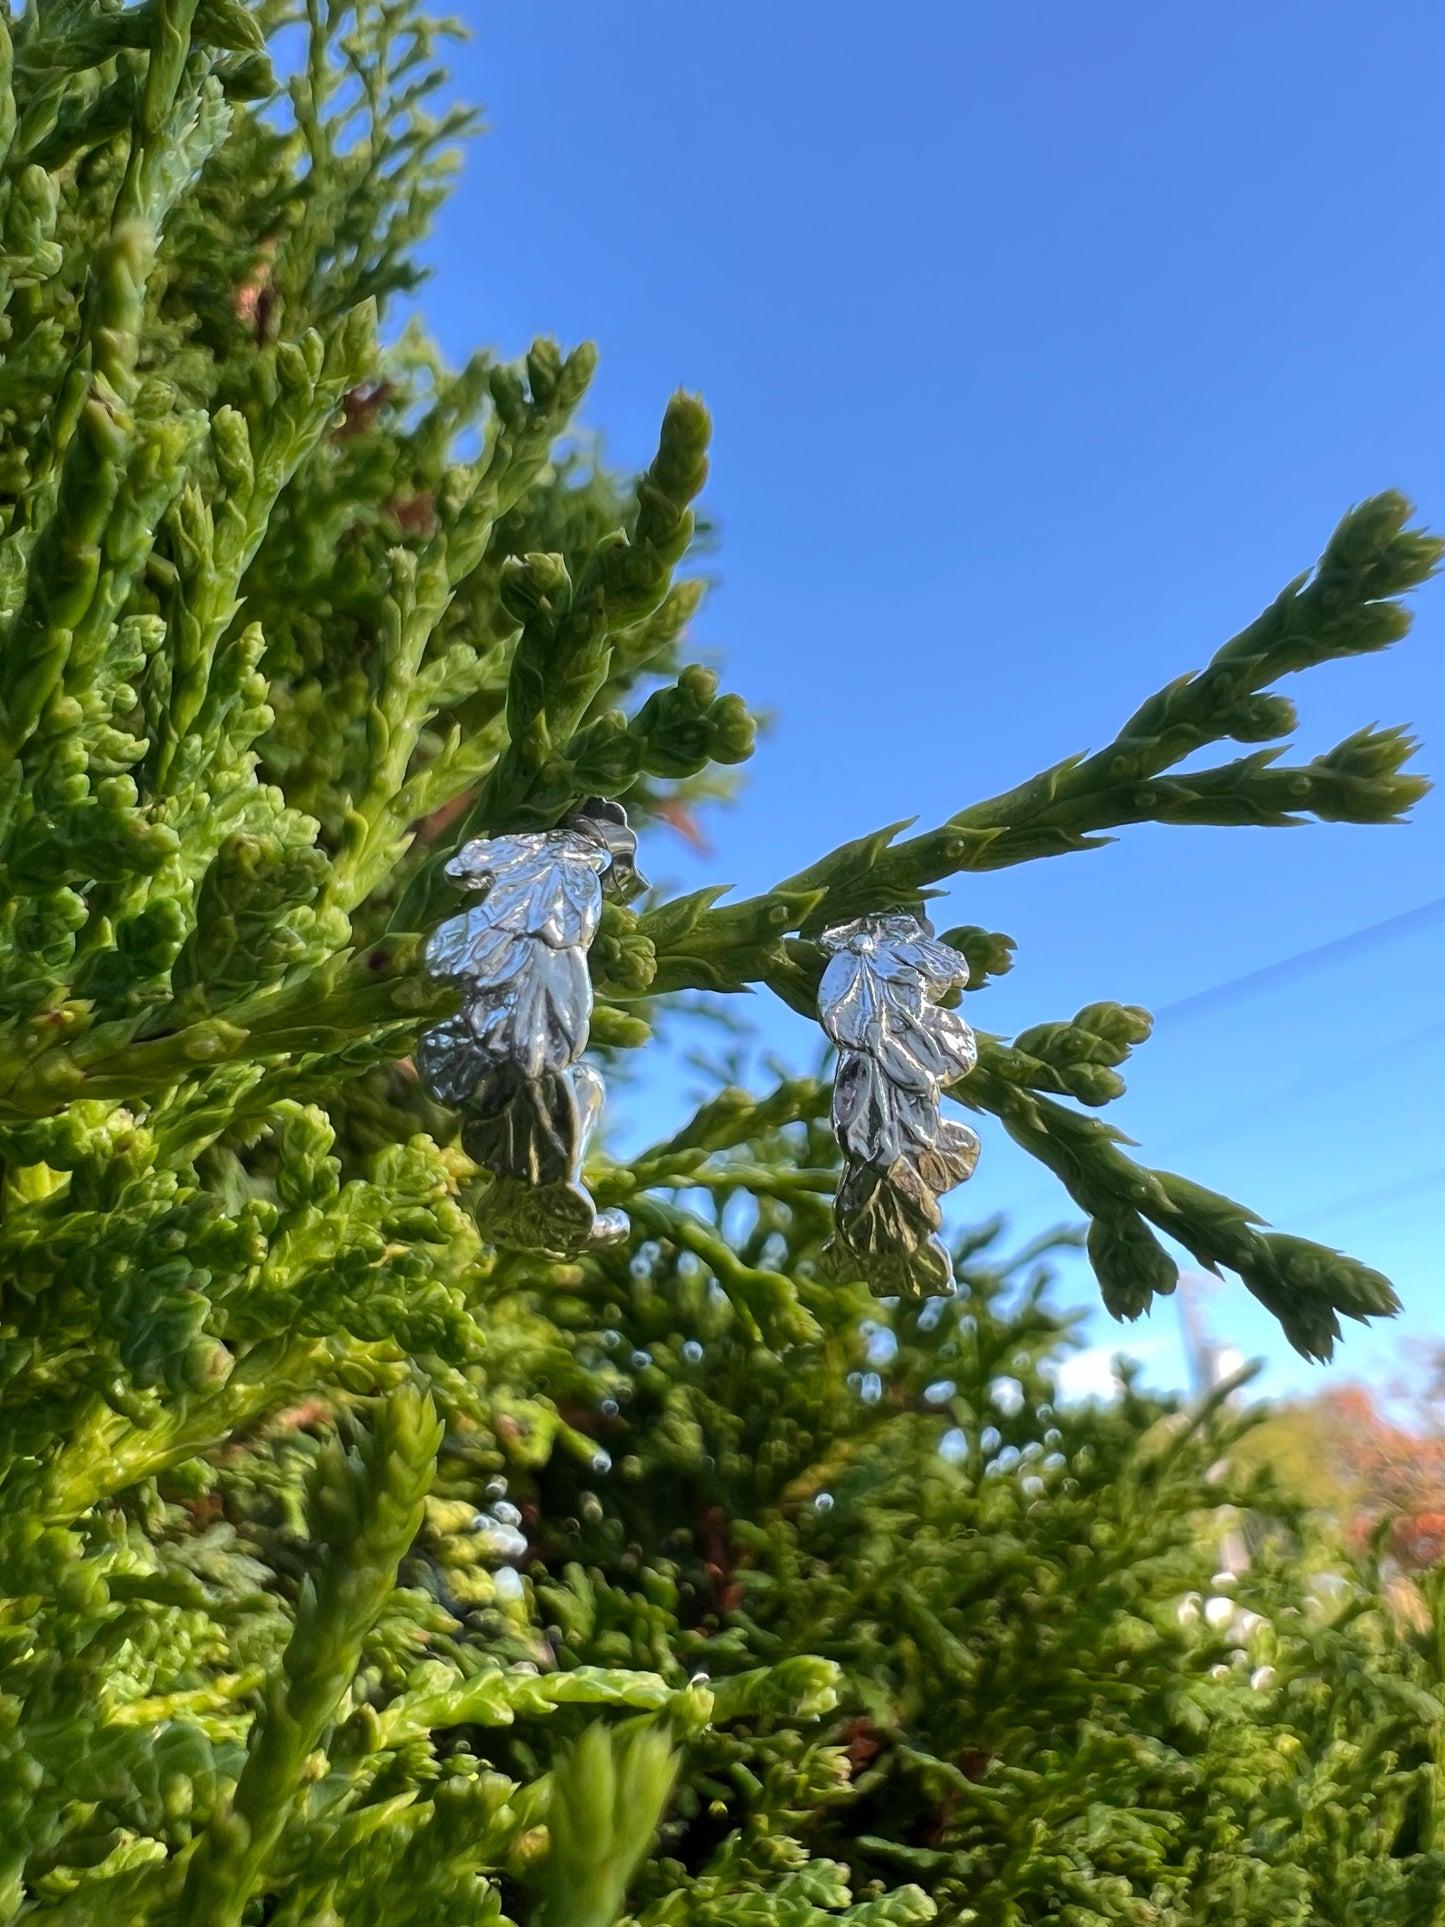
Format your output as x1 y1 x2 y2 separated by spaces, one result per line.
1 5 1441 1921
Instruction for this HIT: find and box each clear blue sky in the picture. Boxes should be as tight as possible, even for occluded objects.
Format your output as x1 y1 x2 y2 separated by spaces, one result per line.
419 2 1445 1398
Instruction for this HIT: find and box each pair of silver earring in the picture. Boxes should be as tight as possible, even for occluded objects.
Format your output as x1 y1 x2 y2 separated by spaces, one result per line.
417 804 979 1291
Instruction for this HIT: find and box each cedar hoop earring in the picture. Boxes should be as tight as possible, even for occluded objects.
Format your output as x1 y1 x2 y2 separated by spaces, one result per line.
417 798 643 1254
817 911 979 1298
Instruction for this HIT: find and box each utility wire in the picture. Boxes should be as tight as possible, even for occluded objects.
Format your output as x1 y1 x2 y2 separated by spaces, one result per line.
1284 1162 1445 1237
983 897 1445 1233
995 1140 1445 1251
1153 895 1445 1028
1140 1015 1445 1167
985 1012 1445 1232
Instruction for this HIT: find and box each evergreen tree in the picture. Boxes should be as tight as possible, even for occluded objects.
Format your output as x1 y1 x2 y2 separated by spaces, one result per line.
1 4 1442 1922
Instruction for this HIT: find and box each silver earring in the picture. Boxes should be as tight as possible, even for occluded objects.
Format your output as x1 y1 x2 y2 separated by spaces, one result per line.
417 798 644 1254
817 911 979 1298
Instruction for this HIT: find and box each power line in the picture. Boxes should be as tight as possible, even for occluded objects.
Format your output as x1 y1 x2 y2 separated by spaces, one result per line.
978 894 1445 1231
983 1013 1445 1234
1141 1015 1445 1166
1153 895 1445 1028
1288 1162 1445 1237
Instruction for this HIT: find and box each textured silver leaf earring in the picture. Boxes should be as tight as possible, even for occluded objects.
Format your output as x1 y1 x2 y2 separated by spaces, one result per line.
817 911 979 1298
417 798 644 1255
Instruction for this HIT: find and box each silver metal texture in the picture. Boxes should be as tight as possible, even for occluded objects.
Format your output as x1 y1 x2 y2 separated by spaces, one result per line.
817 911 979 1298
417 798 643 1254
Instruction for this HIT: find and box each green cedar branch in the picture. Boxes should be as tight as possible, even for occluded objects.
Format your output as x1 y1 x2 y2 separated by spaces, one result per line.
325 337 602 914
951 1045 1398 1363
638 492 1441 965
537 1721 680 1927
480 387 712 824
14 1335 403 1546
390 388 719 938
176 1383 442 1927
373 1662 674 1750
626 1194 826 1348
0 224 152 767
147 305 377 795
0 962 1412 1366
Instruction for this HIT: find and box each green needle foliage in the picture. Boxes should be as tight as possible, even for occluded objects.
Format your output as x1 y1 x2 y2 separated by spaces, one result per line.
1 3 1442 1922
177 1383 443 1927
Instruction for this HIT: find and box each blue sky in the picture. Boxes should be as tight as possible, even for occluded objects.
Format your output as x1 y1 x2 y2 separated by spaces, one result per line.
419 2 1445 1399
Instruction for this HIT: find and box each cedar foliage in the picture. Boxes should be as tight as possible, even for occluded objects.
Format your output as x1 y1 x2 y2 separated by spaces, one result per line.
1 4 1443 1922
